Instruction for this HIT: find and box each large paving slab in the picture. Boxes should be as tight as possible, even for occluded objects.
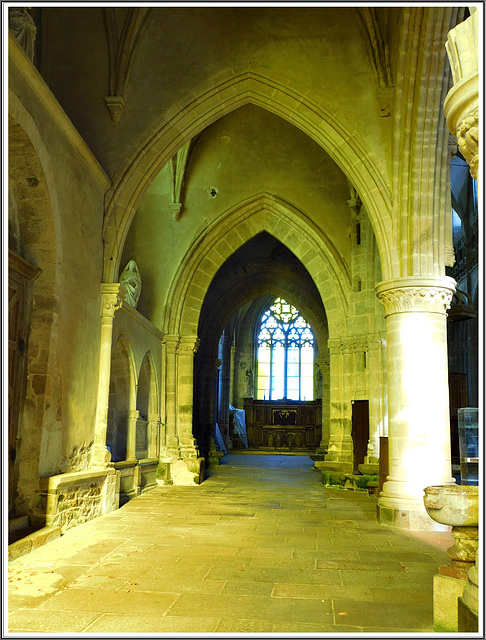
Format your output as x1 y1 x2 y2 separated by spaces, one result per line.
7 453 452 634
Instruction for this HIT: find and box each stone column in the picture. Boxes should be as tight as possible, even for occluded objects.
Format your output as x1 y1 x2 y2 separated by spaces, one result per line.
320 339 353 473
92 283 125 467
366 335 386 466
376 276 456 528
147 412 160 459
162 334 180 458
315 357 329 456
126 409 138 460
177 335 200 458
444 10 478 179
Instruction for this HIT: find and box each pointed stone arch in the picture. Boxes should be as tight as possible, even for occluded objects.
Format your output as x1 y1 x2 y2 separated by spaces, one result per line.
107 333 137 462
165 192 350 339
103 66 394 283
8 104 64 518
136 350 159 459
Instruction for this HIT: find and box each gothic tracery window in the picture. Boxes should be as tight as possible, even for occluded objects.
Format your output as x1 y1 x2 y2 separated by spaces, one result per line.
257 298 314 401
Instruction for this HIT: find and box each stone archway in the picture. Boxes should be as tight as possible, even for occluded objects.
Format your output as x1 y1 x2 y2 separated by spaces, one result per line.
102 66 394 284
165 192 350 339
8 114 62 520
107 334 136 462
136 351 159 459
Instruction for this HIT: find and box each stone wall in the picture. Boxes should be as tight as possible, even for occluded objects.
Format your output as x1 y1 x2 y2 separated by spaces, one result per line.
40 469 117 533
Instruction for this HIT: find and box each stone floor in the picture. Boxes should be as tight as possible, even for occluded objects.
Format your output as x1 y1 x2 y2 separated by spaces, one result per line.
7 453 452 635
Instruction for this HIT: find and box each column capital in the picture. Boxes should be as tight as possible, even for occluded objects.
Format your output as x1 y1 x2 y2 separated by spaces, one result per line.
376 276 456 316
163 334 180 354
178 335 200 355
340 337 355 355
315 357 330 374
327 338 341 356
100 283 126 318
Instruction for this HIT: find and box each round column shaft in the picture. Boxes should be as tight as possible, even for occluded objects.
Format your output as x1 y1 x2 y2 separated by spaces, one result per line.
377 276 456 528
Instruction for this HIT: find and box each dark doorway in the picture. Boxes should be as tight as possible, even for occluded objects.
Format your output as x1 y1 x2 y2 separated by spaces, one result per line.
351 400 369 474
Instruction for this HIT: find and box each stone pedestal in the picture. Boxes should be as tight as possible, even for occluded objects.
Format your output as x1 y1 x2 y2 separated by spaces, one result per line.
458 550 479 632
423 484 479 632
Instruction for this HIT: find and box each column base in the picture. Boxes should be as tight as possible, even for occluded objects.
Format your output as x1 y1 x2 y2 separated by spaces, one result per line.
377 501 450 530
170 457 205 485
314 460 354 473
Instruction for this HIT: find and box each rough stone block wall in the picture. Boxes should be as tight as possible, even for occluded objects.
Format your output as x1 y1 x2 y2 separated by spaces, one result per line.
45 475 113 533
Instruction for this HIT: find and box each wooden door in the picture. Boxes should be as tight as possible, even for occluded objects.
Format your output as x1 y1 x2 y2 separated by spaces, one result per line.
351 400 369 474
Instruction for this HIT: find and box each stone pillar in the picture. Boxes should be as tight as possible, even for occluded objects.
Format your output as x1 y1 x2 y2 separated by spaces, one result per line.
319 339 353 473
315 357 329 456
93 283 125 467
147 412 160 459
366 335 386 465
444 10 478 179
177 335 200 458
376 276 456 528
126 409 138 460
162 334 179 458
196 356 221 462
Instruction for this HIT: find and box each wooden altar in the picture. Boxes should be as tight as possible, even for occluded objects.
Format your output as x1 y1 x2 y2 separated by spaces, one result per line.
235 398 321 451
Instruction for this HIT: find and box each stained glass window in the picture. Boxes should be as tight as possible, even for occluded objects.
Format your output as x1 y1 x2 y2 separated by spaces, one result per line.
257 298 314 400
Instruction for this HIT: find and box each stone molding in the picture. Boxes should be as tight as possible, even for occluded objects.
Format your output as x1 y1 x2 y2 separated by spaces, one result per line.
315 357 330 374
100 283 126 318
326 336 369 355
178 336 200 354
163 334 180 354
376 277 456 316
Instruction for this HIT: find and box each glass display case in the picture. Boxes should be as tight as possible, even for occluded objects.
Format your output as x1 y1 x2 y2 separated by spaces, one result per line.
458 407 479 485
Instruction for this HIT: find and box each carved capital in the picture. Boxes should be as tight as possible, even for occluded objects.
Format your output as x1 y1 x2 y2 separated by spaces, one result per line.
163 334 180 355
100 283 126 318
376 277 456 316
178 336 200 355
315 357 330 374
456 107 478 179
327 338 342 356
353 335 368 352
444 72 478 180
340 337 355 355
347 195 362 217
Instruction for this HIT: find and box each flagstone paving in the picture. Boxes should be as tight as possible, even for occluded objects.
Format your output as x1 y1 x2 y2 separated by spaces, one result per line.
7 453 452 635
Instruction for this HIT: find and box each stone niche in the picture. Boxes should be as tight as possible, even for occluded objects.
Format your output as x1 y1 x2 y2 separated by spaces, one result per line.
39 468 118 533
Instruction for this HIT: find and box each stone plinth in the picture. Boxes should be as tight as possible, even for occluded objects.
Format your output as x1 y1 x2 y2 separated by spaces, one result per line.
39 468 118 533
170 457 206 485
424 484 479 631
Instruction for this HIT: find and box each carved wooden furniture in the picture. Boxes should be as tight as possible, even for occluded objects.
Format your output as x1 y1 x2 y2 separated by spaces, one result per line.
235 398 321 451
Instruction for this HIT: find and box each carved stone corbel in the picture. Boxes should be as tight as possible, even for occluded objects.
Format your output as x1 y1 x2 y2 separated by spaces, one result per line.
444 12 479 179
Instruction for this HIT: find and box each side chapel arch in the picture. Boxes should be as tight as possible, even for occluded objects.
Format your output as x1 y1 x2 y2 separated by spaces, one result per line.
136 350 160 459
8 104 63 516
107 333 137 462
165 192 350 339
103 67 394 284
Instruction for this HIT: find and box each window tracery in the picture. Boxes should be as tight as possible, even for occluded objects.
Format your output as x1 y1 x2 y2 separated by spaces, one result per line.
256 298 314 401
